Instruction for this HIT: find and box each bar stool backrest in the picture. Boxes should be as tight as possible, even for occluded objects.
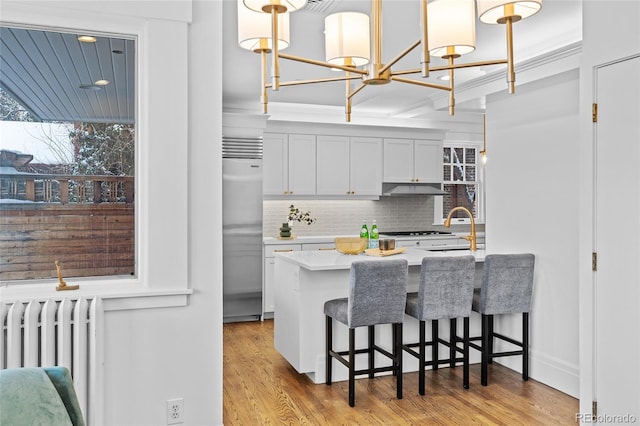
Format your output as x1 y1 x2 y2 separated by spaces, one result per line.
417 255 476 321
348 259 408 328
478 254 535 315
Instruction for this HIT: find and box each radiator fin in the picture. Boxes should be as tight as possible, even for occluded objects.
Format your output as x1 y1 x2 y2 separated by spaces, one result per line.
1 297 104 425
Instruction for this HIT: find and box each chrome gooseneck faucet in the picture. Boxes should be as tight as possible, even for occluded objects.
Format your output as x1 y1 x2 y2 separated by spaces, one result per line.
444 206 477 251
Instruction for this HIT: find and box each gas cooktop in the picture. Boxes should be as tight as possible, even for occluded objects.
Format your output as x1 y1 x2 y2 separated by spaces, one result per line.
379 230 452 237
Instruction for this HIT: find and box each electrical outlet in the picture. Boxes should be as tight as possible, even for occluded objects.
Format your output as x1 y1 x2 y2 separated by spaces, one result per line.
166 398 184 425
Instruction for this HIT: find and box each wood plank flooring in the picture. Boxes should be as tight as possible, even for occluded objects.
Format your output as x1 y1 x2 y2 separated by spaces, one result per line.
224 320 578 425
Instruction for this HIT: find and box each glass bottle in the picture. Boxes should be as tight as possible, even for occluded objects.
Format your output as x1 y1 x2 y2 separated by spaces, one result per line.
369 220 379 249
360 221 369 243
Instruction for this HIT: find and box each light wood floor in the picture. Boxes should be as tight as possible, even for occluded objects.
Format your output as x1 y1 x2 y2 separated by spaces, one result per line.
224 320 578 425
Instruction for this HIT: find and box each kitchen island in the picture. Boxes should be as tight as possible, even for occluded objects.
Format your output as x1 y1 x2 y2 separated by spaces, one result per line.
273 248 486 384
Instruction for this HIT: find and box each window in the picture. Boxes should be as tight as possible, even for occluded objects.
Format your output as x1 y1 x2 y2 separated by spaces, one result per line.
0 26 136 282
438 144 483 223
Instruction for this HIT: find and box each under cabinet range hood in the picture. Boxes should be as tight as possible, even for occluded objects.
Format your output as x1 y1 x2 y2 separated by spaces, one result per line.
381 183 447 196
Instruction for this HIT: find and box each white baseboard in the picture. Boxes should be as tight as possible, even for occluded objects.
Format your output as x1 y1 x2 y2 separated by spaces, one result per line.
495 347 579 398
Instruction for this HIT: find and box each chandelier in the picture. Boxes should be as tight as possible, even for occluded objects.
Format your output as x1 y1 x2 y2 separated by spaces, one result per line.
237 0 542 121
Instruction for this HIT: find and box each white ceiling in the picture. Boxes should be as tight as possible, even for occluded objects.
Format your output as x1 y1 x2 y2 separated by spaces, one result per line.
222 0 582 122
0 27 135 124
0 1 582 126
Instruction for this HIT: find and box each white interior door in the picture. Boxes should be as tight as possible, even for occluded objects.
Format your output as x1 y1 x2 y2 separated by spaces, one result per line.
594 55 640 420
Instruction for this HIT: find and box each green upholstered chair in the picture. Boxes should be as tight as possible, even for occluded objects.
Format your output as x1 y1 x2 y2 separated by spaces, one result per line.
0 366 85 426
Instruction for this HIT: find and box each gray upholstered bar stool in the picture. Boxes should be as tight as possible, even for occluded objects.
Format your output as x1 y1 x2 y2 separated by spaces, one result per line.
324 258 408 407
469 253 535 386
402 255 476 395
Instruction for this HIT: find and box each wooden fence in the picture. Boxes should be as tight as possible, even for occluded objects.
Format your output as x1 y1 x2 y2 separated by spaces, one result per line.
0 174 134 281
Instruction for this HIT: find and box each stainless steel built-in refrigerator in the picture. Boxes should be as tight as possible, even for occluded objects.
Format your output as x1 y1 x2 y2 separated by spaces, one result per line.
222 138 263 322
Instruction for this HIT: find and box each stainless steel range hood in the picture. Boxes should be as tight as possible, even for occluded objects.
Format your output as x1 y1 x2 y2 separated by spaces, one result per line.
381 183 447 196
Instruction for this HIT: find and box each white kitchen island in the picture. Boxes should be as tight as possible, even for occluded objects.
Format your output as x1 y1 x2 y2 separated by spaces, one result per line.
273 248 486 384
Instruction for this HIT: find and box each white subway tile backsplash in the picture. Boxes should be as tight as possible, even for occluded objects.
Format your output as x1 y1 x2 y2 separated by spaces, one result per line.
263 198 439 238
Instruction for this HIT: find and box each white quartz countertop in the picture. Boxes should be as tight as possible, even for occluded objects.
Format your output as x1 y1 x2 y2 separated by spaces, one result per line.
263 232 485 246
274 247 485 271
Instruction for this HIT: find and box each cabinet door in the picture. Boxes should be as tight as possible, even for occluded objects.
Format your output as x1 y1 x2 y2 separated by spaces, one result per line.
413 139 443 183
263 133 288 195
263 257 275 313
263 244 301 314
288 134 316 195
316 135 350 195
350 137 382 195
383 138 414 182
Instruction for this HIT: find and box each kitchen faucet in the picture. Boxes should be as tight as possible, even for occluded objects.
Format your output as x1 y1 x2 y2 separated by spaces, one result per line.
444 206 477 251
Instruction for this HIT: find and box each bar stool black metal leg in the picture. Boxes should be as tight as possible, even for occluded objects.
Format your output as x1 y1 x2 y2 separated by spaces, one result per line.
326 315 332 385
419 320 426 396
391 323 397 377
523 312 529 381
396 323 403 400
488 314 494 364
463 317 470 389
368 325 375 379
349 327 355 407
432 320 439 371
449 318 457 368
481 314 489 386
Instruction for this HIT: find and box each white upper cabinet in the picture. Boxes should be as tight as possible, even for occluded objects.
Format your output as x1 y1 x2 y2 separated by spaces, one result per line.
316 136 382 196
288 134 316 195
350 137 382 196
263 133 288 195
383 138 442 183
413 140 442 182
263 133 316 196
316 135 350 195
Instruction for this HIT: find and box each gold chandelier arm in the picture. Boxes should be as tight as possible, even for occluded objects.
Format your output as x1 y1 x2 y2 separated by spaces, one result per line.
265 75 362 88
391 58 509 77
261 50 268 113
278 52 368 75
506 16 516 93
348 82 367 100
271 9 280 91
345 70 351 122
430 59 508 72
390 76 451 91
420 0 430 77
379 39 421 75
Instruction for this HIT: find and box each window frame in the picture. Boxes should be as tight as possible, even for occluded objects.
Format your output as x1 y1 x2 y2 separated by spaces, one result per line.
0 3 192 311
434 141 485 226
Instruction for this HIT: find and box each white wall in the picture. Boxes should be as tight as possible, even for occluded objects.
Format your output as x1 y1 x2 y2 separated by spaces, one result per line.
2 1 223 424
578 0 640 417
485 69 580 397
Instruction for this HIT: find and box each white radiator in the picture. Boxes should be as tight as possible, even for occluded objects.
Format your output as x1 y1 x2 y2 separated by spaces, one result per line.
0 297 104 425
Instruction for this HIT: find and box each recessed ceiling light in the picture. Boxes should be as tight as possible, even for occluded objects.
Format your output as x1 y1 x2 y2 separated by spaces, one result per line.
79 84 101 91
77 35 97 43
94 79 110 86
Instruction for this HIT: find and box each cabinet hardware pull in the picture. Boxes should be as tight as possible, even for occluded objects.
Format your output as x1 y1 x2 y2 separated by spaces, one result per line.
318 247 336 251
274 249 294 252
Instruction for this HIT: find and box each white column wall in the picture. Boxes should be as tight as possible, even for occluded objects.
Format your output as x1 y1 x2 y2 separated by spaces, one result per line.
2 1 224 424
485 69 580 397
578 0 640 418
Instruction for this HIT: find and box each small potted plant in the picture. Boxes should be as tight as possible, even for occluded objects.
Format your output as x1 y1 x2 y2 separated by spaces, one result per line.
280 204 316 238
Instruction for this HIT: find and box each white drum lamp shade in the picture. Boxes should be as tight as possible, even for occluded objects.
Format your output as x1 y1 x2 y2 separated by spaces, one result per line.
428 0 476 58
238 0 290 51
243 0 307 13
477 0 543 24
325 12 370 67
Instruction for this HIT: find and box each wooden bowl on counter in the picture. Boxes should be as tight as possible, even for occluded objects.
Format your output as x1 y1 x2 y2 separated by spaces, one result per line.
335 237 367 255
